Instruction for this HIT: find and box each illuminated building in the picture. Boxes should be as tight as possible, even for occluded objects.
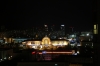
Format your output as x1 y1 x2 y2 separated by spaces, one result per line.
3 37 27 43
93 24 100 66
60 24 65 36
60 25 65 31
22 36 69 50
80 40 93 47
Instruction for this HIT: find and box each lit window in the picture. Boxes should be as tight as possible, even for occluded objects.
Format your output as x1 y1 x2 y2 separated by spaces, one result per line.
93 24 98 34
94 25 97 29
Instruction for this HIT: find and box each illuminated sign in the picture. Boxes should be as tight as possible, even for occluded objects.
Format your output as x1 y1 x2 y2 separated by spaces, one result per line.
42 51 46 54
61 25 64 26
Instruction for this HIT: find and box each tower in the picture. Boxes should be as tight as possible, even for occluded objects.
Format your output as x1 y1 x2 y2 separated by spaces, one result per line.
60 24 65 36
60 24 65 31
93 0 100 66
93 24 99 66
44 24 48 31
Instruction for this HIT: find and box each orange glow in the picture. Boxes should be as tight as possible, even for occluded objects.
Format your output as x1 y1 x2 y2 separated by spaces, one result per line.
38 52 72 54
42 36 51 44
46 52 72 53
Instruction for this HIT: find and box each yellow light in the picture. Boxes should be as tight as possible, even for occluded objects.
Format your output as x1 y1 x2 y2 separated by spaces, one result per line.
94 25 96 29
94 30 98 34
93 24 98 34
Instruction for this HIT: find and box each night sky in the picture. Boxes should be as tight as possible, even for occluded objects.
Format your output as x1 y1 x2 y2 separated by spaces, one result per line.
1 1 93 31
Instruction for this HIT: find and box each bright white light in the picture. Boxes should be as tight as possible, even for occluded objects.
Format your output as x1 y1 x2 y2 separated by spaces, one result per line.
77 51 80 54
87 33 89 36
40 45 42 48
59 38 62 39
27 43 31 45
74 53 77 55
55 64 58 66
42 51 46 54
72 35 75 37
67 39 72 41
44 25 47 27
61 25 64 26
32 46 35 49
77 43 81 46
4 57 6 59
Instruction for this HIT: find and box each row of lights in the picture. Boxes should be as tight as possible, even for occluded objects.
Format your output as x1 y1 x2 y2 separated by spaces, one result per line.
0 56 12 62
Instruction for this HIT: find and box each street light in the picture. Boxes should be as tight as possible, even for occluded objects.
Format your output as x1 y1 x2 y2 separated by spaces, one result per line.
87 33 89 36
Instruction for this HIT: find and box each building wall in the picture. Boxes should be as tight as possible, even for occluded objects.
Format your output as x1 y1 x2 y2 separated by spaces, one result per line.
81 41 93 47
79 36 91 41
22 40 68 50
51 41 68 45
93 0 100 65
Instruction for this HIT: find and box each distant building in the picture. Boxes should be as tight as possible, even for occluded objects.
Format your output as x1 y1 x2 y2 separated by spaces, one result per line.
79 36 92 41
22 36 69 50
60 24 65 31
93 24 100 66
80 31 93 36
80 40 93 47
2 37 28 43
93 0 100 65
44 24 48 31
60 25 65 36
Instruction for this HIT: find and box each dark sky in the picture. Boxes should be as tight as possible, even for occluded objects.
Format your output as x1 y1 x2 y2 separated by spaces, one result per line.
1 1 93 31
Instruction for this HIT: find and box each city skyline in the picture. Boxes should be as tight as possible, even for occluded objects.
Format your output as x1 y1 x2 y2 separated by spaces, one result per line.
0 0 97 66
1 1 93 31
